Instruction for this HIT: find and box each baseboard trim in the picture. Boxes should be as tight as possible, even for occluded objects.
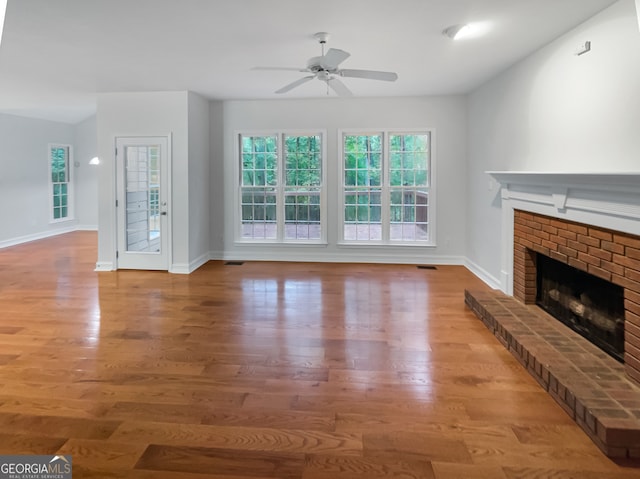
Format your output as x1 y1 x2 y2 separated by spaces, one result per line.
464 258 501 290
170 252 211 274
0 226 78 250
218 249 466 266
1 231 504 287
95 262 114 272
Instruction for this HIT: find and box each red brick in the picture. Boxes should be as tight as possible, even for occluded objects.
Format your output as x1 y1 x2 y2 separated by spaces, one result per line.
601 261 625 276
627 366 640 390
625 299 640 317
554 236 568 247
627 319 640 337
628 341 640 359
558 245 578 259
627 311 640 329
626 331 640 352
602 241 625 255
614 233 640 249
597 417 640 448
627 247 640 261
550 218 569 230
534 229 551 241
514 213 527 225
624 353 640 382
549 251 568 264
588 246 613 262
515 224 535 237
578 234 601 248
568 257 589 272
567 223 589 235
530 236 543 246
625 289 640 306
567 240 588 253
626 268 640 284
578 252 601 267
519 239 534 250
542 224 559 236
541 240 558 252
624 353 640 376
531 244 550 257
516 210 534 221
589 229 613 241
530 222 545 232
558 229 577 241
611 274 640 291
613 254 640 273
587 264 612 282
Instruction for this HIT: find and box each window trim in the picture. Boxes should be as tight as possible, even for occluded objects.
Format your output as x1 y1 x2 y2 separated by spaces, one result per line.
234 129 328 245
338 128 436 247
48 143 74 223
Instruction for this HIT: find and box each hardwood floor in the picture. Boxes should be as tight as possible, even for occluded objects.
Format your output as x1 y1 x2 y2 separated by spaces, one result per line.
0 231 639 478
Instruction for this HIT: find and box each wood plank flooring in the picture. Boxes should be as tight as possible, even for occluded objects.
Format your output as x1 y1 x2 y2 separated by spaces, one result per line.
0 231 639 478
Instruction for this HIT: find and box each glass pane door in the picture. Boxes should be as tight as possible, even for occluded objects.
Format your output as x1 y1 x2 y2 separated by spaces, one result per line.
124 145 161 252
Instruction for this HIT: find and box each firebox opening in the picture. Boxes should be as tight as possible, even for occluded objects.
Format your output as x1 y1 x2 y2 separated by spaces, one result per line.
535 253 625 363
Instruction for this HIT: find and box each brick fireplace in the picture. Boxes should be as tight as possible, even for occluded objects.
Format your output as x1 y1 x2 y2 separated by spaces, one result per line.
465 172 640 457
513 209 640 385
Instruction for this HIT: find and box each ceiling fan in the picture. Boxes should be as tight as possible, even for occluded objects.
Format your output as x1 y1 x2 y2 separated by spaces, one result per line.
253 32 398 97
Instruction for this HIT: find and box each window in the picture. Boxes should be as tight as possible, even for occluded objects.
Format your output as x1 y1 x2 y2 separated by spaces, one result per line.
49 144 73 222
342 131 431 244
238 132 325 242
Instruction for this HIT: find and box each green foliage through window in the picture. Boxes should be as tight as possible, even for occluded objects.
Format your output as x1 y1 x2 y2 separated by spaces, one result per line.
240 133 323 241
343 132 431 242
50 145 71 220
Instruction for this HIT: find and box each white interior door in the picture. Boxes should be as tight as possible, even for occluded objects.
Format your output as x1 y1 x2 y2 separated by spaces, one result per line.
116 136 170 270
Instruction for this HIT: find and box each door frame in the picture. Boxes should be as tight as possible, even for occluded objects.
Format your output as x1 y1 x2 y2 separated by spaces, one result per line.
114 134 172 271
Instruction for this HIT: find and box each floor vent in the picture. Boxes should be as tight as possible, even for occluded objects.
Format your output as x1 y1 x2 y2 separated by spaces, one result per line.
224 261 245 266
417 265 437 270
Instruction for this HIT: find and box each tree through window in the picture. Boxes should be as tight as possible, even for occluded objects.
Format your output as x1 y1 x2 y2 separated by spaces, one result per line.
342 131 431 243
239 132 325 242
49 144 73 222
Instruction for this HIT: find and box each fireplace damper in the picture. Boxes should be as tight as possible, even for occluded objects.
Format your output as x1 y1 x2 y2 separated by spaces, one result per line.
536 253 625 362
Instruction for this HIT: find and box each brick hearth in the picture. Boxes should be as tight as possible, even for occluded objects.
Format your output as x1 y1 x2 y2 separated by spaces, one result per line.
512 210 640 385
465 289 640 458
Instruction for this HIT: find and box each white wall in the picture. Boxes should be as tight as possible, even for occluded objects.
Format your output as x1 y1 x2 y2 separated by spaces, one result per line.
217 96 467 264
96 91 190 270
187 92 211 269
466 0 640 286
0 113 76 247
74 115 98 229
210 101 225 257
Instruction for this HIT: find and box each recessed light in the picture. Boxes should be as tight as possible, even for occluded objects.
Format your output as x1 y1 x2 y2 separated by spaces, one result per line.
443 22 489 40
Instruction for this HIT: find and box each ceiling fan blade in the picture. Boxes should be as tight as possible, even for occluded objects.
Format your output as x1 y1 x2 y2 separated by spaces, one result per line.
339 69 398 82
322 48 350 70
275 75 315 94
252 66 306 72
327 77 353 97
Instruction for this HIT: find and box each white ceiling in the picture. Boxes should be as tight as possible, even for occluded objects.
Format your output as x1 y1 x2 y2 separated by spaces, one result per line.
0 0 620 124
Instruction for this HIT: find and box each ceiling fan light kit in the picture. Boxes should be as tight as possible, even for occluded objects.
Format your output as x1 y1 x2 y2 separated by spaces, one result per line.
254 32 398 97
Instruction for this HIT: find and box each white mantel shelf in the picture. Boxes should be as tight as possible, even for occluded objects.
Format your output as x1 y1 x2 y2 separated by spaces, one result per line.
488 171 640 193
486 171 640 294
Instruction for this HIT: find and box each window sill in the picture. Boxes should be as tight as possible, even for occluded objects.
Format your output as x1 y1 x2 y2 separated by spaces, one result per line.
49 217 75 225
337 241 436 248
234 240 329 247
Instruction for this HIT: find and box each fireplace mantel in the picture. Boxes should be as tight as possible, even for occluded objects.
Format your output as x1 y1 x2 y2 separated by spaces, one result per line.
488 171 640 194
486 171 640 294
